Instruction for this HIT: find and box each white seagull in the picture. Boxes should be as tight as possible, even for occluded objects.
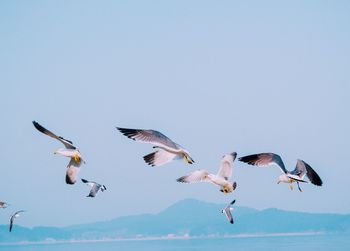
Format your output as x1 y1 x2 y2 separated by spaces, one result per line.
81 179 107 197
33 121 85 185
239 152 323 192
176 152 237 193
222 200 236 224
116 127 194 167
0 201 9 209
9 210 25 232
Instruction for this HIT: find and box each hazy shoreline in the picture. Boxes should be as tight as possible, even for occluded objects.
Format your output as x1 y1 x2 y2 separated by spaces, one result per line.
0 232 325 246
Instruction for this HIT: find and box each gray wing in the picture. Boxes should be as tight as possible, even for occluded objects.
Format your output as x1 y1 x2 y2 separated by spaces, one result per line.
66 159 81 185
176 170 210 183
9 210 24 232
294 159 323 186
239 153 287 174
224 199 236 210
290 159 306 178
143 150 179 167
82 179 101 197
14 210 25 215
88 183 101 197
33 121 76 149
9 215 14 232
116 127 180 150
217 153 236 180
224 208 234 224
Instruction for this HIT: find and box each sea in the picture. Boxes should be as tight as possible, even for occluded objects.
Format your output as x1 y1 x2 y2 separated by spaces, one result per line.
0 234 349 251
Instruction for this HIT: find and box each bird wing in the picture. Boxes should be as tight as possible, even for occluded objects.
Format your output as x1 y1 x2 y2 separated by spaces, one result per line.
143 150 179 167
296 159 323 186
88 183 101 197
9 210 24 232
224 207 234 224
217 153 236 180
238 153 287 174
15 210 25 215
290 159 307 178
81 179 94 187
66 159 81 185
116 127 180 150
9 215 14 232
33 121 76 149
228 199 236 207
176 170 211 183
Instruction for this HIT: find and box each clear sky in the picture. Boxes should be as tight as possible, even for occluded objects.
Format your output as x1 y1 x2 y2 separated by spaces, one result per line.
0 0 349 227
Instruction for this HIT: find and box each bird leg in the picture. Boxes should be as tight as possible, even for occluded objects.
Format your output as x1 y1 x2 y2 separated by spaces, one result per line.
289 180 293 190
297 182 302 192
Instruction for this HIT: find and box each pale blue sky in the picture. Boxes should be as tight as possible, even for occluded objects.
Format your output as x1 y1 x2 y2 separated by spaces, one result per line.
0 0 349 227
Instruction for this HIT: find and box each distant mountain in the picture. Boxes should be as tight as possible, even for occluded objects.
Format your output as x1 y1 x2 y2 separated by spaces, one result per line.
1 199 349 243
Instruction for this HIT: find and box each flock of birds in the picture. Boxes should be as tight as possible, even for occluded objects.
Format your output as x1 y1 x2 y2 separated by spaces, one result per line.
2 121 323 231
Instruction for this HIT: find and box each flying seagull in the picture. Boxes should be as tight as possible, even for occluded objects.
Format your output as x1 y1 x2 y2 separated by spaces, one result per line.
222 199 236 224
9 210 25 232
0 201 9 209
239 153 323 192
116 127 194 166
81 179 107 197
177 152 237 193
32 121 85 185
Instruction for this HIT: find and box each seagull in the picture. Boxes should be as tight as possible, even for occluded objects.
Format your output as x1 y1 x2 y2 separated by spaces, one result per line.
9 210 25 232
238 153 323 192
32 121 85 185
81 179 107 197
176 152 237 193
116 127 194 166
222 200 236 224
0 201 9 209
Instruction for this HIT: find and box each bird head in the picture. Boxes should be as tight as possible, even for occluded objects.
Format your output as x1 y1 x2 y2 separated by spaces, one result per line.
220 185 232 194
54 148 65 155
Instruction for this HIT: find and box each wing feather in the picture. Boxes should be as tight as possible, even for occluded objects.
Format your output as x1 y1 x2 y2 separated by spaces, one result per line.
143 150 178 167
239 153 287 173
176 170 210 183
224 208 234 224
217 153 236 180
33 121 76 149
116 127 180 150
298 159 323 186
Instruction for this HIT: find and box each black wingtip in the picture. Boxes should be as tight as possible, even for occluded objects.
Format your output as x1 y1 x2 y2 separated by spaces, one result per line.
143 152 156 166
81 179 88 183
230 220 234 224
32 121 45 133
66 176 76 185
116 127 138 140
238 154 263 166
303 161 323 186
176 176 187 183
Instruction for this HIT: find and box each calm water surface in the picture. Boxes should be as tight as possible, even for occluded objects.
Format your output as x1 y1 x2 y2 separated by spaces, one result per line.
1 234 349 251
